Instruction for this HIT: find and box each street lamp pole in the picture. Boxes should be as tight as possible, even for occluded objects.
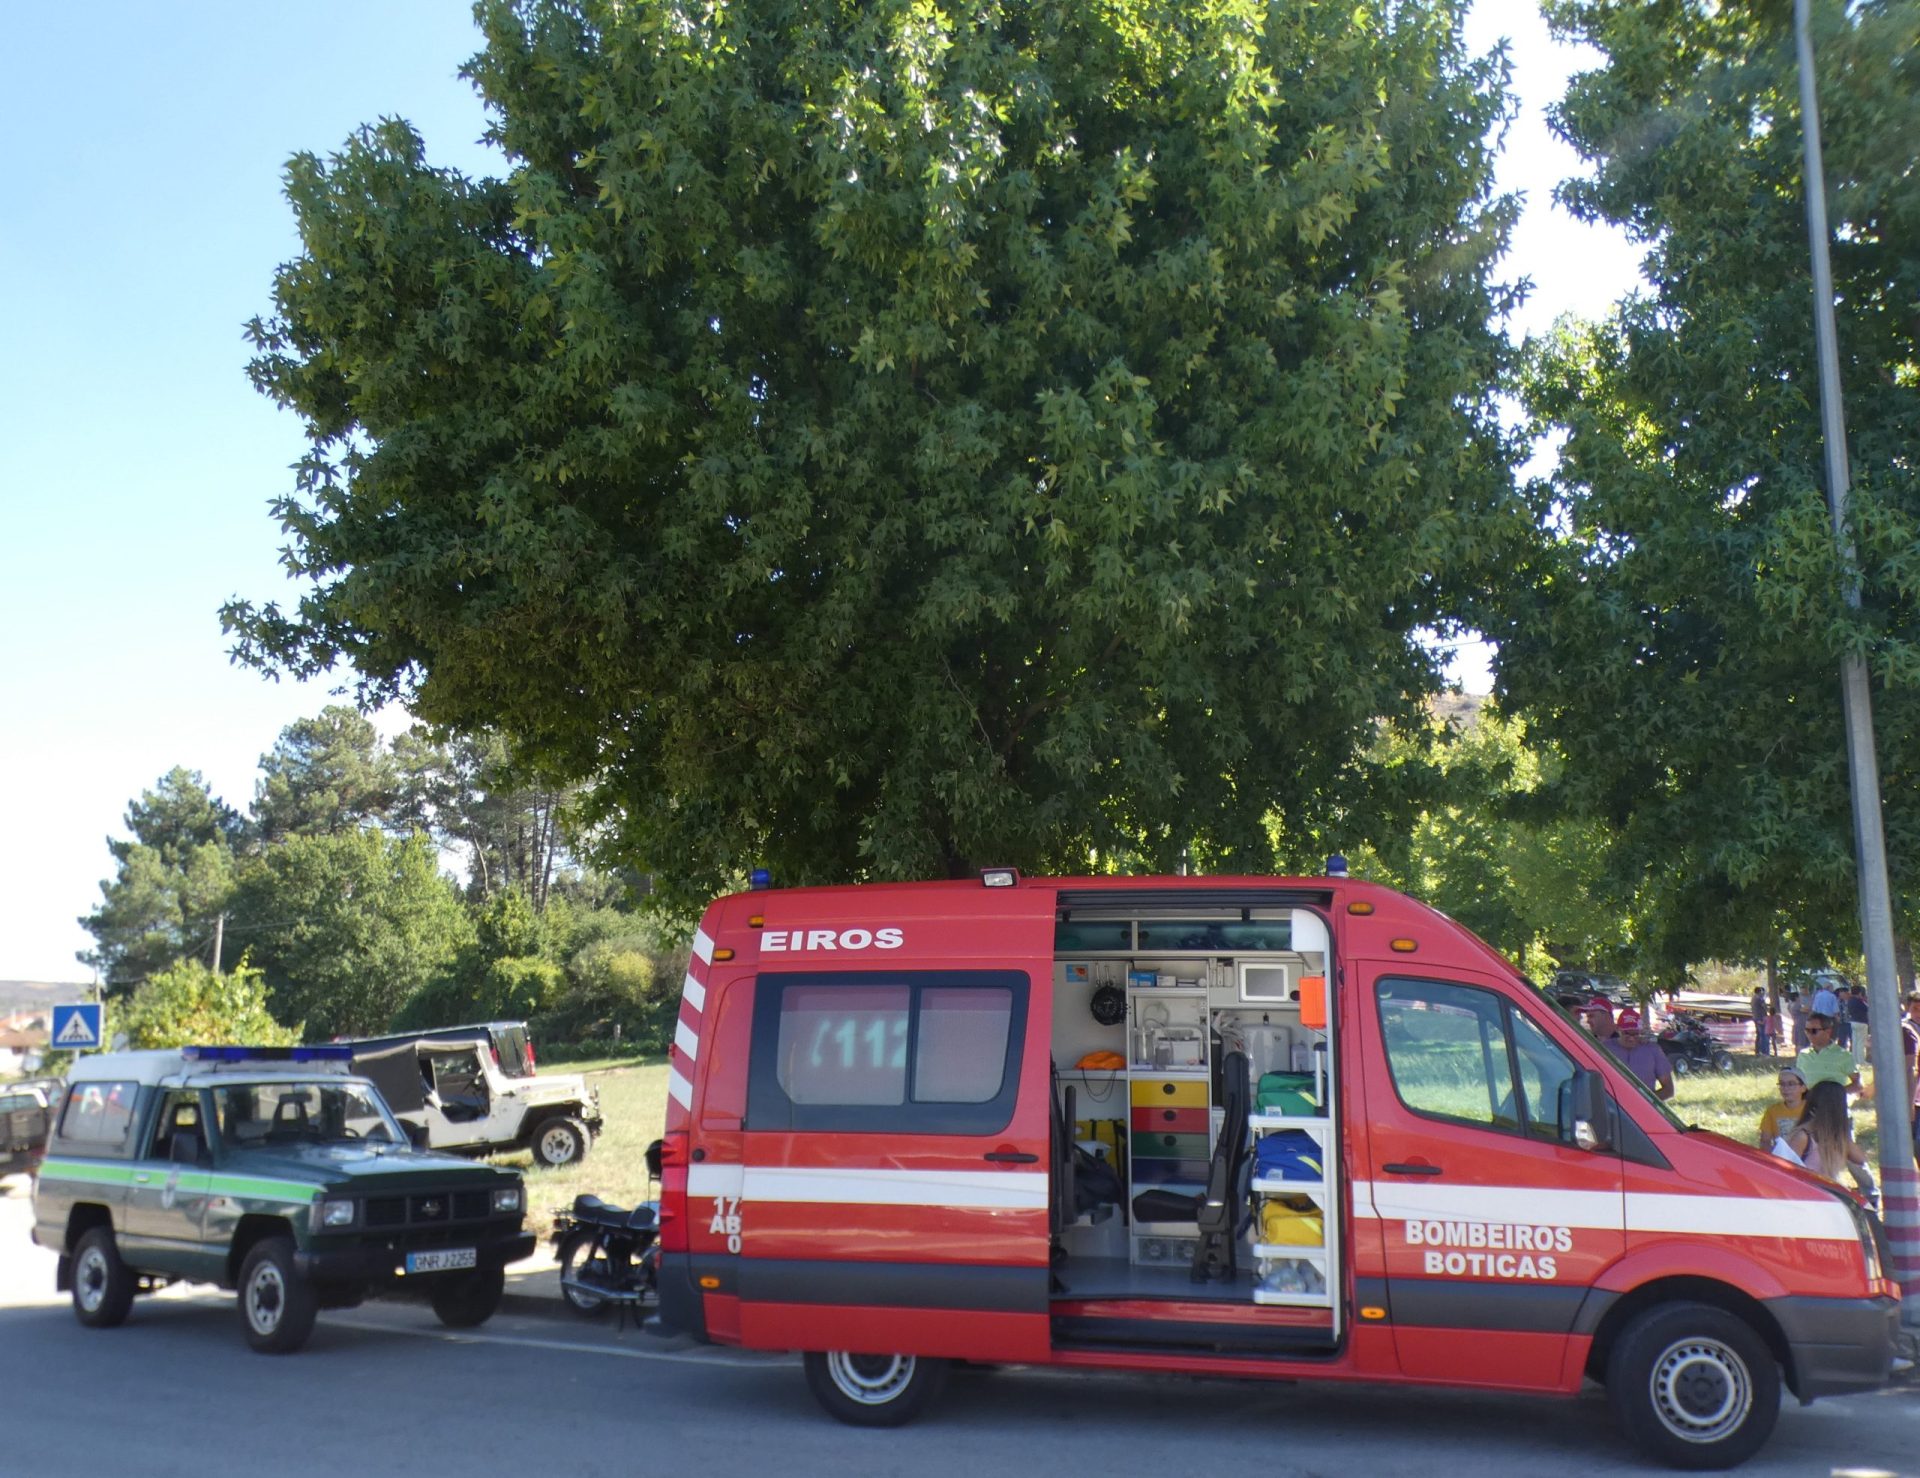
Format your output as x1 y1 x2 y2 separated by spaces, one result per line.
1792 0 1916 1319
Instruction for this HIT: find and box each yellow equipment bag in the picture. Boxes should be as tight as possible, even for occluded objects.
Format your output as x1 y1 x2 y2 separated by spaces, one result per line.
1260 1199 1324 1246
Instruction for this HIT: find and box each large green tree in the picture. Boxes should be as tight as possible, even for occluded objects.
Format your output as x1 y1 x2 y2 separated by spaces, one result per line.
253 705 402 842
1493 0 1920 975
228 830 472 1037
229 0 1524 907
80 768 246 990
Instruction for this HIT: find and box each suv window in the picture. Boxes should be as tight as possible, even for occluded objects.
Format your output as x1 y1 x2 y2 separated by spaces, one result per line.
1377 979 1574 1142
214 1080 405 1148
748 970 1027 1133
59 1080 139 1147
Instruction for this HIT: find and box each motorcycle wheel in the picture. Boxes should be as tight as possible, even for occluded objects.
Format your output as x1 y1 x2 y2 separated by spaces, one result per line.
558 1230 614 1317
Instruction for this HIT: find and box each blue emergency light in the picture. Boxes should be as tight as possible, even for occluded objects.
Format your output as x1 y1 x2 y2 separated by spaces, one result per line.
182 1045 356 1063
749 868 772 890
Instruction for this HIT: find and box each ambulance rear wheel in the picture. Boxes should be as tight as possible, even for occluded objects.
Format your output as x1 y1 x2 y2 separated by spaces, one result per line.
1606 1301 1778 1470
803 1350 948 1426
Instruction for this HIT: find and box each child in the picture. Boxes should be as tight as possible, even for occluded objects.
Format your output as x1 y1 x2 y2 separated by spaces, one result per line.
1757 1068 1806 1150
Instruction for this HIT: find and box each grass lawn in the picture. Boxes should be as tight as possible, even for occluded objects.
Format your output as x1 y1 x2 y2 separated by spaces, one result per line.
1672 1055 1888 1159
491 1056 671 1237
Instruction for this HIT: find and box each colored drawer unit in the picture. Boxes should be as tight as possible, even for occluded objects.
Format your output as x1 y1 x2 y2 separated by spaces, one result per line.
1130 1078 1207 1108
1131 1105 1208 1135
1135 1131 1208 1159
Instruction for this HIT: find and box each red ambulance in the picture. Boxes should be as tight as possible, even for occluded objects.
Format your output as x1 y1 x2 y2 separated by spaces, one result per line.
652 870 1896 1469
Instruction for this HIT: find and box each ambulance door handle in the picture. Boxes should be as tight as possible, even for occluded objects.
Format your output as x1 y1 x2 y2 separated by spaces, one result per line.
1382 1162 1442 1176
984 1151 1039 1164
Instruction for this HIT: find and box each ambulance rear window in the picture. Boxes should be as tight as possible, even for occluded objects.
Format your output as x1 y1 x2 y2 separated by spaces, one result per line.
749 970 1028 1133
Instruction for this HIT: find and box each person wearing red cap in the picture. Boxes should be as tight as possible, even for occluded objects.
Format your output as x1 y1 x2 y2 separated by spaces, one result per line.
1606 1007 1675 1100
1582 997 1619 1046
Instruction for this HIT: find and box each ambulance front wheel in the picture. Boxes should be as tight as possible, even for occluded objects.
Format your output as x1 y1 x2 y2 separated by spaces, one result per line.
1605 1301 1779 1470
803 1350 949 1427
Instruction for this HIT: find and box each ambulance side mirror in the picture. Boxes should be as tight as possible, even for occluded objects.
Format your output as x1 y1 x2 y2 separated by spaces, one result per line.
1565 1069 1612 1153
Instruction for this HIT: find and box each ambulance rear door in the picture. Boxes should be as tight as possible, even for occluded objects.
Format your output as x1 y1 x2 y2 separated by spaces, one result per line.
1358 967 1625 1388
723 894 1056 1363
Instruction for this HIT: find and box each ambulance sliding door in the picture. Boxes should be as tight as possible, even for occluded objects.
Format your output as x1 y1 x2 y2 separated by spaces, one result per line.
1360 971 1625 1389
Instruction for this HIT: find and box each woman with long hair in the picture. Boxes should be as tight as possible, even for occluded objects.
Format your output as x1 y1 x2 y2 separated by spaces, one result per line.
1784 1079 1868 1185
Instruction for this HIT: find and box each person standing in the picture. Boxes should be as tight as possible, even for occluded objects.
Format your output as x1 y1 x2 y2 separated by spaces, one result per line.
1903 992 1920 1164
1606 1008 1676 1100
1750 986 1771 1058
1796 1013 1862 1097
1789 992 1811 1051
1812 979 1847 1049
1584 997 1619 1047
1847 984 1871 1067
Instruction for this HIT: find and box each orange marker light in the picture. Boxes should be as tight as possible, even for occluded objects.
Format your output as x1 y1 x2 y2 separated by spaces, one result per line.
714 947 736 962
1360 1306 1387 1321
1347 901 1375 916
698 1276 721 1290
1390 938 1418 953
747 915 765 928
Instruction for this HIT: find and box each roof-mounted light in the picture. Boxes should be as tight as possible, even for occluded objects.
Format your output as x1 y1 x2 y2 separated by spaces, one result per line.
182 1045 356 1063
1326 855 1349 878
981 868 1020 888
749 868 772 891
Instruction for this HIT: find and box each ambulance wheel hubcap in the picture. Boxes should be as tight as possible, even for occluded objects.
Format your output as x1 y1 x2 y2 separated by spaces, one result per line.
77 1249 108 1312
826 1352 915 1405
247 1264 286 1333
1651 1338 1749 1443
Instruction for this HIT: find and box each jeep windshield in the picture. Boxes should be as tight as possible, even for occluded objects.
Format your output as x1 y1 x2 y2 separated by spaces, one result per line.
212 1080 406 1147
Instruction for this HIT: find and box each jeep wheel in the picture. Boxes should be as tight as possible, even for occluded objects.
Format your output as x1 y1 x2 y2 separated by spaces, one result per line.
239 1236 319 1354
431 1266 505 1328
803 1351 949 1427
531 1116 590 1168
1606 1300 1779 1469
71 1226 135 1329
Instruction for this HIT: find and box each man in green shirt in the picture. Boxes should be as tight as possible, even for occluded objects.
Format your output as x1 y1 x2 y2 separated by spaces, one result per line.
1796 1013 1862 1096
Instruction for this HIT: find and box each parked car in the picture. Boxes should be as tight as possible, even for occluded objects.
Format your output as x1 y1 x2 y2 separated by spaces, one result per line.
344 1024 604 1167
0 1081 51 1175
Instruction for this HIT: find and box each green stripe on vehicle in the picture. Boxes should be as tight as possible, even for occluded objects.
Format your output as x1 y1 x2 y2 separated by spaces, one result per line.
37 1159 143 1187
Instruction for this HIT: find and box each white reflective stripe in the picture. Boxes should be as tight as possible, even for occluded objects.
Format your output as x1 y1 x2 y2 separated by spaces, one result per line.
687 1162 746 1199
666 1068 693 1109
687 1163 1047 1211
682 972 706 1013
674 1020 700 1062
1626 1191 1854 1240
692 928 715 965
1358 1181 1622 1231
1355 1180 1855 1240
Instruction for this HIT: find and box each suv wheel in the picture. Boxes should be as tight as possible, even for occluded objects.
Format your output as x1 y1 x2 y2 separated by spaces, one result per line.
71 1226 135 1329
239 1236 320 1354
531 1116 590 1168
430 1266 505 1328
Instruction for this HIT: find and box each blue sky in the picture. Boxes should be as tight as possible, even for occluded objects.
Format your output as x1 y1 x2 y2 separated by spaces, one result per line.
0 3 1640 984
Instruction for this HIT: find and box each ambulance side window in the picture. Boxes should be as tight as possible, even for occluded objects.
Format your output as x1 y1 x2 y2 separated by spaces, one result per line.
748 970 1028 1133
1378 979 1569 1141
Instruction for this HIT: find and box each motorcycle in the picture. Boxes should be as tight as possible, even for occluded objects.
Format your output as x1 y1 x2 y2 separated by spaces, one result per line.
1657 1011 1735 1075
552 1137 663 1318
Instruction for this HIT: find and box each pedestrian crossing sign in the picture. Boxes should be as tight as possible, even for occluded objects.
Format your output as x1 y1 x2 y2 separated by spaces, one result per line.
52 1003 103 1050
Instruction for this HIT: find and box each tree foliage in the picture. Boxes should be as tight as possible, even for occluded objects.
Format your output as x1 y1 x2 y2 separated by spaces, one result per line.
1493 0 1920 974
230 0 1524 907
80 768 244 990
228 830 472 1037
120 960 300 1050
254 705 401 843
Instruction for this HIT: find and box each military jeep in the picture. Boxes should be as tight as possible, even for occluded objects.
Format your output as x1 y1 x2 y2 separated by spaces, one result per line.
32 1045 535 1353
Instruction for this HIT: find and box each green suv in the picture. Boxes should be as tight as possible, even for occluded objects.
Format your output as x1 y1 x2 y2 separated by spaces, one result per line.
32 1045 535 1353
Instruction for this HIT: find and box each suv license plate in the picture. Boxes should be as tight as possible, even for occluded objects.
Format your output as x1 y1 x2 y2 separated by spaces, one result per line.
406 1248 477 1274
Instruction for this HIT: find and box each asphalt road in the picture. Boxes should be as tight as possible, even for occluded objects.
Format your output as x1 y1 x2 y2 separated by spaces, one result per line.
2 1176 1915 1478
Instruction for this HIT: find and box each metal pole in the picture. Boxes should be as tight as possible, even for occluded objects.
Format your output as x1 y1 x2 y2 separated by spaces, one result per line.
1793 0 1916 1318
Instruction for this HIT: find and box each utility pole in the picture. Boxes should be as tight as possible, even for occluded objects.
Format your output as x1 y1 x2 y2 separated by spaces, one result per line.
1793 0 1916 1320
211 912 226 975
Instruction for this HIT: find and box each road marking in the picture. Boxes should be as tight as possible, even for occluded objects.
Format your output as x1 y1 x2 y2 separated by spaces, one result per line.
324 1314 783 1368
